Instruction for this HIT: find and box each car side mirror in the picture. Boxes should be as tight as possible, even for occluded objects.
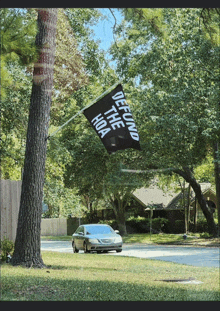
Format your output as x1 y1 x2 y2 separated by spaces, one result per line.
114 230 119 234
78 232 84 235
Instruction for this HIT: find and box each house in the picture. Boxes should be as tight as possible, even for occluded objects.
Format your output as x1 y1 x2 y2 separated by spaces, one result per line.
132 182 217 231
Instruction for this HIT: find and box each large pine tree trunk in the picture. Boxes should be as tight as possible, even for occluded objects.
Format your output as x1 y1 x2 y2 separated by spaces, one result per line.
12 9 58 267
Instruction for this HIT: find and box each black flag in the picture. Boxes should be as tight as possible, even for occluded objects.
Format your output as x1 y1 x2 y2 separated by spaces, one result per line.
83 84 141 154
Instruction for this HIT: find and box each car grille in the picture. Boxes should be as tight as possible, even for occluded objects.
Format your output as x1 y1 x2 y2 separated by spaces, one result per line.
100 238 114 244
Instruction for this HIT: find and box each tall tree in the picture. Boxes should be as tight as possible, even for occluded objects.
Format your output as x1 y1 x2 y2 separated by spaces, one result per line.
12 9 58 267
111 8 219 235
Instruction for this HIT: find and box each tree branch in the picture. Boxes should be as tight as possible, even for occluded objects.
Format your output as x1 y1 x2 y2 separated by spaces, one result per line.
108 8 119 52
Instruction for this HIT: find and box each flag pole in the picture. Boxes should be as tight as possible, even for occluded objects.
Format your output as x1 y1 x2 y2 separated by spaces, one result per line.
48 81 121 139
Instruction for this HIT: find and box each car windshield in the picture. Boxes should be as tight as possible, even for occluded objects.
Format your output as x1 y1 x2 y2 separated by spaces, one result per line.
85 225 114 235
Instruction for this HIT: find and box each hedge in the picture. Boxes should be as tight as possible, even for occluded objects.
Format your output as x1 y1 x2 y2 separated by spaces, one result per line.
99 217 169 234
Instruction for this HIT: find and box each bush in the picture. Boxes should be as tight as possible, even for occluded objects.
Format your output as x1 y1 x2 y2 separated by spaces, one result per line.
196 219 209 233
152 218 169 232
0 238 14 263
200 232 211 238
125 216 170 234
126 216 150 233
174 220 185 233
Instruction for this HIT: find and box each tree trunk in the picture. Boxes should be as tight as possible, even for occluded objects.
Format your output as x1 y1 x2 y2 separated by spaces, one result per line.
116 211 127 236
194 196 198 232
12 9 58 267
110 197 128 236
186 184 191 234
173 167 218 237
213 141 220 237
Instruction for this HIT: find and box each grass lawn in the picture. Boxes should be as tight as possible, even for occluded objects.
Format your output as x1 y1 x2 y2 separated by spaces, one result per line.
1 251 219 301
122 233 220 247
41 233 220 247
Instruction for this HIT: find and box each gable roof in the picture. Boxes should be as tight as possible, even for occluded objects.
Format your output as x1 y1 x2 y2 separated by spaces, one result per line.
166 183 215 210
132 185 177 209
132 183 214 210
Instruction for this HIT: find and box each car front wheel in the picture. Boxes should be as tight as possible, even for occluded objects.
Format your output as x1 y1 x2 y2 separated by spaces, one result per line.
84 242 90 253
72 241 79 253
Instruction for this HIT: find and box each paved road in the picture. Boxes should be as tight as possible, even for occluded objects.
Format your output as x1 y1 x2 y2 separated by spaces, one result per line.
41 240 219 268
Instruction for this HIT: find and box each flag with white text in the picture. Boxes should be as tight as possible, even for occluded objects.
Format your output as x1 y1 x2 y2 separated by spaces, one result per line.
83 84 141 154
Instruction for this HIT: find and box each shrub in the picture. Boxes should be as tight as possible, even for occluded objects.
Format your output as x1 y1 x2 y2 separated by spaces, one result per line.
174 220 185 233
200 232 211 238
126 216 150 233
126 216 170 234
196 219 209 233
0 238 14 262
152 218 169 232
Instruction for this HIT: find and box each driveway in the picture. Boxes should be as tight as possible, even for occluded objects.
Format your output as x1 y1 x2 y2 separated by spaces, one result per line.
41 240 219 268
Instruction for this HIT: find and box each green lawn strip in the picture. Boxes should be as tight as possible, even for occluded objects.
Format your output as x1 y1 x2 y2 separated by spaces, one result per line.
122 233 220 247
1 251 219 301
41 233 220 247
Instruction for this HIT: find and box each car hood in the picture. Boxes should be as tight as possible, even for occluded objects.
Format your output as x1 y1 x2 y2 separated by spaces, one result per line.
86 233 118 240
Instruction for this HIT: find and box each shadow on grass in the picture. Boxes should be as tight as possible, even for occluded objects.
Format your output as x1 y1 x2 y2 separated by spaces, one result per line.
47 264 118 273
2 273 219 301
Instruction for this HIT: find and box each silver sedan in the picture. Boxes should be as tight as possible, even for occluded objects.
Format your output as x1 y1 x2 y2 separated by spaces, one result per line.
72 224 123 253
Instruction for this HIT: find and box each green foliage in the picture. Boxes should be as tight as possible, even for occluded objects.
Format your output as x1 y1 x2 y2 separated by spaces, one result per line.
0 238 14 262
196 219 210 233
0 8 101 217
152 217 169 231
199 8 220 45
98 219 118 229
126 216 150 233
53 9 88 104
123 8 167 38
126 216 168 233
111 8 219 183
174 220 185 233
0 8 38 99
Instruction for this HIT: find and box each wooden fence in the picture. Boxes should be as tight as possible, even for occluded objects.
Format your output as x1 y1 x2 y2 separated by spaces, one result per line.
41 218 67 236
1 180 67 241
1 180 22 242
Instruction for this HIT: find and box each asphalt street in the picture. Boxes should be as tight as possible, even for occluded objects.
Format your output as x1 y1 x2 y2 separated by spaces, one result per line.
41 240 219 268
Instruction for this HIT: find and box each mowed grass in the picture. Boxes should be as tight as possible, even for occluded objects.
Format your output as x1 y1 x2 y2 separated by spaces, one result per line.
41 233 220 247
123 233 220 246
1 251 219 301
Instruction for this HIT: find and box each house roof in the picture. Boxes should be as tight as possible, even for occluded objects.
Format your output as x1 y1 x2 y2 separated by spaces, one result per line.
166 183 215 210
132 185 177 210
132 183 214 210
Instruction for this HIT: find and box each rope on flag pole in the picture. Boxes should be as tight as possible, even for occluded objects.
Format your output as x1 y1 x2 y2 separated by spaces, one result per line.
47 81 121 139
120 168 175 174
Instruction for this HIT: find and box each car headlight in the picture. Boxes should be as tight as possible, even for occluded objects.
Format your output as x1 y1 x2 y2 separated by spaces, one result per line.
114 236 122 243
88 238 99 244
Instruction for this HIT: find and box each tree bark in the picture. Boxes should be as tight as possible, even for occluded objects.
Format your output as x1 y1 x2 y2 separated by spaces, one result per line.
194 196 198 232
173 167 218 236
12 9 58 267
213 141 220 237
110 197 128 236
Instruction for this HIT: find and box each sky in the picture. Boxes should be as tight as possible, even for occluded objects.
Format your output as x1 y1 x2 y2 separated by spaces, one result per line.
91 9 123 56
